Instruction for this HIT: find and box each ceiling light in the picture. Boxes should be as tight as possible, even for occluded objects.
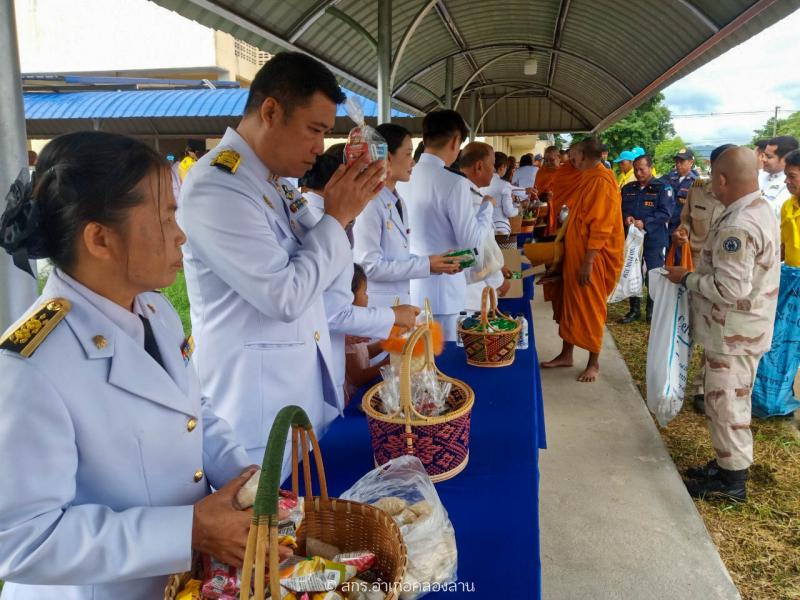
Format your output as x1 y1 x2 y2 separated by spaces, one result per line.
524 55 538 76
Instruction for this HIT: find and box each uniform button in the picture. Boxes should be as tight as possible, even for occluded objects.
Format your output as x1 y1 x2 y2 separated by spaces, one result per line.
187 417 198 432
314 331 321 342
193 469 204 483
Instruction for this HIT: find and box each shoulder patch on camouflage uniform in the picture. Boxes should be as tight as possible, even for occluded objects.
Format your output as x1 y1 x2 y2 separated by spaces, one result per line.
722 236 742 253
211 149 241 174
0 298 71 358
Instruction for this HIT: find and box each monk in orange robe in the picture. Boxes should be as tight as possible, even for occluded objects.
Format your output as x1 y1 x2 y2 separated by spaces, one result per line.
535 146 563 236
541 138 624 382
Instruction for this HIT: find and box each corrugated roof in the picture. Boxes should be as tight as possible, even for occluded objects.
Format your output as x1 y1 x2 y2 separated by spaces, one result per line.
23 87 410 137
147 0 800 134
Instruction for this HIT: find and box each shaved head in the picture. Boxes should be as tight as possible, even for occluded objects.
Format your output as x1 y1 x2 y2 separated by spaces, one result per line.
711 146 759 205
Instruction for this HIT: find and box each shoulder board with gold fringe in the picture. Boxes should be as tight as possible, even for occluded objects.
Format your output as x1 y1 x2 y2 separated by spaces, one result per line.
692 178 708 188
0 298 71 358
211 150 241 174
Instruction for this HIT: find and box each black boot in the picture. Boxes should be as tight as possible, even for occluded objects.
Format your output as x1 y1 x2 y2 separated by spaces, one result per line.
684 466 748 502
620 297 641 324
685 458 719 480
693 394 705 414
646 297 654 323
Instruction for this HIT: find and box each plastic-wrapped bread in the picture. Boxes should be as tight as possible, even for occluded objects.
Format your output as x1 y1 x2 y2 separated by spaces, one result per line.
372 496 407 515
235 468 260 509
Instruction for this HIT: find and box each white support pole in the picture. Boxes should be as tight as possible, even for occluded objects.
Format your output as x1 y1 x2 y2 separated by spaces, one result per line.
0 0 37 331
376 0 392 124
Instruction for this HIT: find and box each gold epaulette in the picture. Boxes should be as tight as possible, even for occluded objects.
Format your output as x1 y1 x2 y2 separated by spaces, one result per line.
211 149 241 174
692 178 708 188
0 298 71 358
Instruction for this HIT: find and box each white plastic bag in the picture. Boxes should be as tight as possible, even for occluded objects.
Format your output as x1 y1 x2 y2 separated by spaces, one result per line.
608 226 644 303
466 235 504 284
646 269 692 426
339 456 457 600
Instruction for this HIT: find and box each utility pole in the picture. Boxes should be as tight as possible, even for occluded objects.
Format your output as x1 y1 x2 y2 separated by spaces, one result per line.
773 105 780 136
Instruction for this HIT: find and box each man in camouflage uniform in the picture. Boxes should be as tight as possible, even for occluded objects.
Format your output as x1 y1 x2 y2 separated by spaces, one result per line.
672 145 733 414
666 146 780 501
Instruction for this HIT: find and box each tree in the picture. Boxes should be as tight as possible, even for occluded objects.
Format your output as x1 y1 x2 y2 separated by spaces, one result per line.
570 93 674 156
751 111 800 144
600 93 675 159
653 136 686 177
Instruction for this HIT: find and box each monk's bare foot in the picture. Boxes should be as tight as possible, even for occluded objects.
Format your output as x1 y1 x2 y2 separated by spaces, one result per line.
541 353 574 369
577 364 599 382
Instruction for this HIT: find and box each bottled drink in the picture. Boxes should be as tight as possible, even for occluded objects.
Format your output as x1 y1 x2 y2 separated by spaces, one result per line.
456 311 468 347
517 314 529 350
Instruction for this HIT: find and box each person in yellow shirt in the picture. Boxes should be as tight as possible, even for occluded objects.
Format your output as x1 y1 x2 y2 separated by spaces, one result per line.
178 139 207 182
613 150 637 188
780 149 800 266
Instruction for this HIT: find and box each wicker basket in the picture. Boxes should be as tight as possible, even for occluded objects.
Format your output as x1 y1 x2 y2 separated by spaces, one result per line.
458 286 521 368
520 218 535 233
165 406 408 600
363 324 475 483
494 233 518 249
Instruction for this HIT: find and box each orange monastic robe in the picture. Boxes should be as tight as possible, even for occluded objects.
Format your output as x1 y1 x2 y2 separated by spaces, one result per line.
558 163 624 353
545 162 583 236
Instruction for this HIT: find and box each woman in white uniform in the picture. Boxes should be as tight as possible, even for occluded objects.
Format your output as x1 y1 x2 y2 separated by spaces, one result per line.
481 150 518 234
353 124 460 308
0 132 270 599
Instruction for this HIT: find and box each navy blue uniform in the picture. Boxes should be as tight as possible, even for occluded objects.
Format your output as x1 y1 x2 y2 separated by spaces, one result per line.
621 178 673 270
662 168 697 236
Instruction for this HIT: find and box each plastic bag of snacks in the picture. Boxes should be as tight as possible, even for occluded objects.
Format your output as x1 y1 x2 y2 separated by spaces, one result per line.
340 456 457 600
344 96 388 175
376 365 450 418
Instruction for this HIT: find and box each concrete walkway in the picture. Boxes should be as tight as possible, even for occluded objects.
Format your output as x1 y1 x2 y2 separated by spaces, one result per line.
533 292 741 600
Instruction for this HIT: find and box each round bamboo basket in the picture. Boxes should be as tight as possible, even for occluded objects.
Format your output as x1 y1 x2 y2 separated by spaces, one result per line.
458 286 521 368
165 406 407 600
363 324 474 483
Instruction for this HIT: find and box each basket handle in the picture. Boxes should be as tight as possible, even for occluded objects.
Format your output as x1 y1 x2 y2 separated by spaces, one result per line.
239 406 329 600
398 323 437 422
478 286 516 332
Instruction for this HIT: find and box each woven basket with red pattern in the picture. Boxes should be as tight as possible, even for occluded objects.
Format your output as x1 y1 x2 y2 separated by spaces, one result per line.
458 286 521 368
362 324 474 483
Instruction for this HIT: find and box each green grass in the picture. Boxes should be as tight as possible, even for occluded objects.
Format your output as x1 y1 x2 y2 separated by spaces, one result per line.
606 299 800 600
161 270 191 335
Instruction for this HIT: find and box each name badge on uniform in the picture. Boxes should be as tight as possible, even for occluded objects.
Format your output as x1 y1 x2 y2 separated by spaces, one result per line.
644 201 655 207
180 336 195 365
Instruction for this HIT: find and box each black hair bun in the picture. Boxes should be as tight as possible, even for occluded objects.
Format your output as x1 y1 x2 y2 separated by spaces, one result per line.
0 170 49 261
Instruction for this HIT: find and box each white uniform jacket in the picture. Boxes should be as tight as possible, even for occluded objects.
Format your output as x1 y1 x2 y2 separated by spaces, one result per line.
481 173 518 234
406 153 493 317
178 128 350 466
353 186 430 308
304 196 394 404
0 270 249 600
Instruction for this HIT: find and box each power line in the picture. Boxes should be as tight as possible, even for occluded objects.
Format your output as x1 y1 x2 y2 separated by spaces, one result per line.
671 108 797 118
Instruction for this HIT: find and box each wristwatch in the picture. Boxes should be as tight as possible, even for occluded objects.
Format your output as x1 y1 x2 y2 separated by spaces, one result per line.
679 272 691 290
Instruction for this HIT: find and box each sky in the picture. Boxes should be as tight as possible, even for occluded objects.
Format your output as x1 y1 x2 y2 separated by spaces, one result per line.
662 7 800 147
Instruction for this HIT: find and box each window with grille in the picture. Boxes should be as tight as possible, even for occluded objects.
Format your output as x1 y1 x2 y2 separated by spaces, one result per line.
234 39 270 66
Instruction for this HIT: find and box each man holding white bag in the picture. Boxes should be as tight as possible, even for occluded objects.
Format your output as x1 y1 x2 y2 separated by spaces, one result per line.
665 146 780 502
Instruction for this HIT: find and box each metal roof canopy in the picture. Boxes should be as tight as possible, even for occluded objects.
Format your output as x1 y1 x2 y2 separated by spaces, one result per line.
148 0 800 135
23 87 417 138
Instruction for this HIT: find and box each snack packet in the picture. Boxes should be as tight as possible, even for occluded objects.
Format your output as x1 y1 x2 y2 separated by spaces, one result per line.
278 490 304 548
344 96 388 174
201 555 240 599
332 551 376 574
280 556 357 593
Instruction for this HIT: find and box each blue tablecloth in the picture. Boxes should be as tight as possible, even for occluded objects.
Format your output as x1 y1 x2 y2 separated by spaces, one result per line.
313 278 545 598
